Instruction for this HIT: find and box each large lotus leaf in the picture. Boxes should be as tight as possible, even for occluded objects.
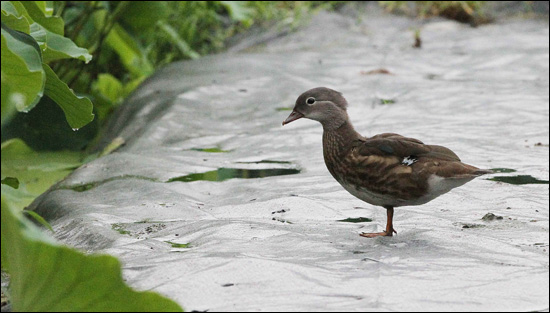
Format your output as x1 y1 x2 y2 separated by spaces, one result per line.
40 28 92 63
0 138 82 209
42 64 95 129
1 196 184 312
28 22 46 43
32 1 53 16
1 2 31 33
19 1 64 35
1 1 21 16
1 23 45 113
1 72 17 125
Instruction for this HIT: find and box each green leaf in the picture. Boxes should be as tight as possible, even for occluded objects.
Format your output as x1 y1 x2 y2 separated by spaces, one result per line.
99 137 126 157
1 177 19 189
103 23 153 77
45 1 54 16
41 28 92 63
26 20 91 64
1 2 31 33
42 63 94 129
1 196 184 312
23 209 53 232
220 1 253 22
1 138 82 178
157 21 199 59
1 139 82 209
1 1 22 16
1 71 17 125
1 23 45 112
1 21 42 64
1 184 37 213
120 1 169 32
93 73 123 103
33 1 50 15
29 21 46 43
20 1 64 35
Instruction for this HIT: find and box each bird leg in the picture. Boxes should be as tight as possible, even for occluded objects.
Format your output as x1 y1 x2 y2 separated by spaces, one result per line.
360 206 396 238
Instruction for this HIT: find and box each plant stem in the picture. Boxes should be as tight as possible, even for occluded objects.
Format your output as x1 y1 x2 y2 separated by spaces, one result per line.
55 1 66 17
68 2 130 90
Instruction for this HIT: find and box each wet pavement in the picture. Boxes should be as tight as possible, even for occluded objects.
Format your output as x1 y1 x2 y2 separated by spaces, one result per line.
31 4 549 311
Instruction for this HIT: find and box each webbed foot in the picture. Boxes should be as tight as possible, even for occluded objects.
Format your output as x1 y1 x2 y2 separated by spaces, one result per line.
359 229 396 238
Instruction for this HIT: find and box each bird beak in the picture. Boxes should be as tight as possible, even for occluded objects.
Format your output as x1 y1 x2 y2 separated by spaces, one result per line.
282 110 304 126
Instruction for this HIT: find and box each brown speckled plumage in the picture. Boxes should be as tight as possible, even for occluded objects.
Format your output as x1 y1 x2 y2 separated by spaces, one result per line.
283 87 492 237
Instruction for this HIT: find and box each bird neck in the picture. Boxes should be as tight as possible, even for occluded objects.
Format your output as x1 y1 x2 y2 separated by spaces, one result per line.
320 109 349 131
322 118 361 159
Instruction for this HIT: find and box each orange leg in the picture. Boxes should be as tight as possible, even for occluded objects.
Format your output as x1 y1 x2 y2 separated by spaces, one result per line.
360 206 397 238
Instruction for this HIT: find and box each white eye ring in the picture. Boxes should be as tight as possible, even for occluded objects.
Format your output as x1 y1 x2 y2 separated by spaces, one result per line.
306 97 316 105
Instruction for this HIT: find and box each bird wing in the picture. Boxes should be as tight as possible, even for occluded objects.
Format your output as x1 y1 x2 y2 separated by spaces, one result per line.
338 134 487 203
355 134 460 161
349 135 488 181
369 132 424 144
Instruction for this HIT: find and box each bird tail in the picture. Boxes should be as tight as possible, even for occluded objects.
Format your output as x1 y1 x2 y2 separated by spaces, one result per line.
473 169 494 176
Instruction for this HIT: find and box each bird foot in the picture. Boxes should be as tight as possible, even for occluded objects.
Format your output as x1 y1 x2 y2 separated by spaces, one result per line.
359 229 396 238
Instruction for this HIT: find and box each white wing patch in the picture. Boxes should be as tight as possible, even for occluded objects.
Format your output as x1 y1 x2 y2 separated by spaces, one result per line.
402 155 418 166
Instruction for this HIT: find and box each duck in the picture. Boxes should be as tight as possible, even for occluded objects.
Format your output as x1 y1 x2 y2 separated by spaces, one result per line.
282 87 492 238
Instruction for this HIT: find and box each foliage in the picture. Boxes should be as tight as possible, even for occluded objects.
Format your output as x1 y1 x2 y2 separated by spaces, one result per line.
4 1 345 131
1 196 184 312
378 1 488 24
1 138 82 211
1 1 343 311
1 0 344 200
1 1 94 129
54 1 345 122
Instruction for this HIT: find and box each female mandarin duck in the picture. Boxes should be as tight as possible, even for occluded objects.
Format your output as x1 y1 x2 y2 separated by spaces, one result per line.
282 87 491 238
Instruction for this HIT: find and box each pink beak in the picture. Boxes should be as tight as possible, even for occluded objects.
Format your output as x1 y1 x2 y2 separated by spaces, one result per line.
282 110 304 125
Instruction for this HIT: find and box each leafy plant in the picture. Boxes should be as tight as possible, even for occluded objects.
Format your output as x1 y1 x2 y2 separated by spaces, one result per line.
1 1 94 129
1 1 183 310
51 1 345 122
379 1 488 24
1 138 82 211
1 2 347 310
1 196 183 312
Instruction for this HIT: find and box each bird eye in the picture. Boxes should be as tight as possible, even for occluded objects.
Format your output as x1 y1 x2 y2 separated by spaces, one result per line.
306 97 316 105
